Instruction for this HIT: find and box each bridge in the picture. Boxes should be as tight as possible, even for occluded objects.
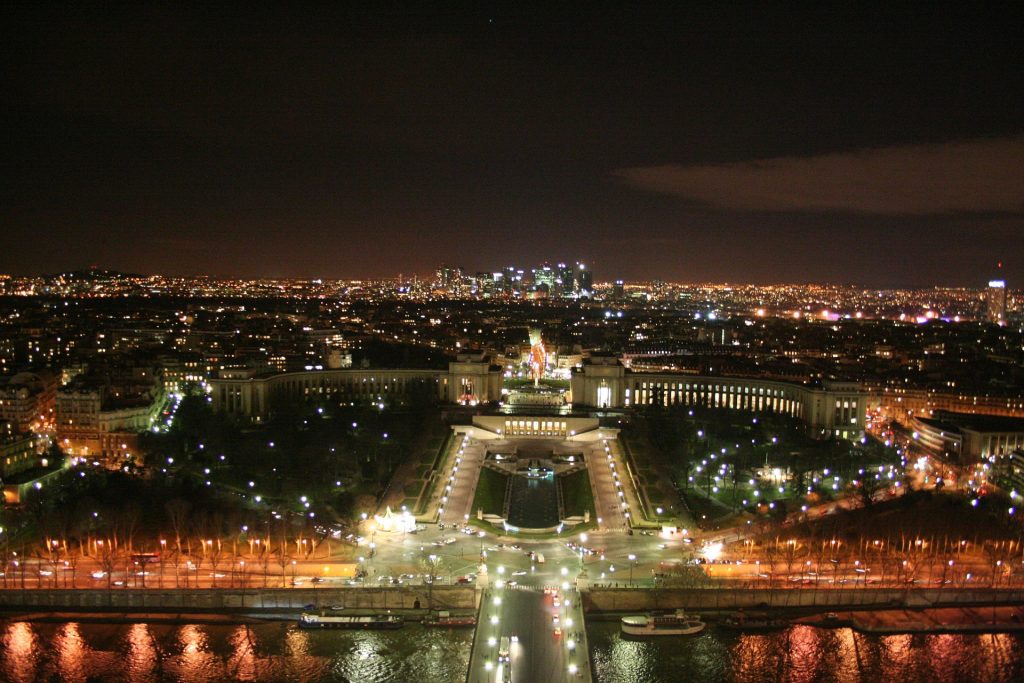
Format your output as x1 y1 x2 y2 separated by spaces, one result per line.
467 583 592 683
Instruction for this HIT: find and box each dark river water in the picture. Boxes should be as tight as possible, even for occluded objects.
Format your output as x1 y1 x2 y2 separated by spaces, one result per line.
587 620 1024 683
0 620 473 682
5 617 1024 682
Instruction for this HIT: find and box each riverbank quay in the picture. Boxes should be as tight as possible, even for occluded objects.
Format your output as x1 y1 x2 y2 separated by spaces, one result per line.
0 585 480 612
581 586 1024 613
797 606 1024 634
1 604 481 626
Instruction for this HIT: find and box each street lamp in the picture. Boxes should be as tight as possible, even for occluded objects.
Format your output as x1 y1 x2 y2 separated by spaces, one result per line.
628 554 636 586
427 553 439 608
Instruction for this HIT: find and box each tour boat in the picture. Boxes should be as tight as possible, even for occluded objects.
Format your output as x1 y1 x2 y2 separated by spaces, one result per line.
621 610 705 636
298 613 404 630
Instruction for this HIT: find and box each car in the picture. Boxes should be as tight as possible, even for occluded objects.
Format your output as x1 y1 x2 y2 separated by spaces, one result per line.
329 604 345 611
91 571 107 579
310 576 324 584
498 636 511 663
457 575 475 584
512 571 527 576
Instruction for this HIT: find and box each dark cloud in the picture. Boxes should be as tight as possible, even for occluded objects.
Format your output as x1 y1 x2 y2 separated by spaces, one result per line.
615 137 1024 215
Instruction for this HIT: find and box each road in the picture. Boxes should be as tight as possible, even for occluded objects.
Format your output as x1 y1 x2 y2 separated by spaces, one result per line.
468 581 589 683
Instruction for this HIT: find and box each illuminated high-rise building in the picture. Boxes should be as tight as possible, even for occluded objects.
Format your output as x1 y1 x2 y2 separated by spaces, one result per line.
533 263 556 293
437 265 464 292
557 262 574 296
987 279 1007 324
575 262 593 297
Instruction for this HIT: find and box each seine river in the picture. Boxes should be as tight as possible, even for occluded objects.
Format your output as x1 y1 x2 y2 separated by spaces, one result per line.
587 620 1024 683
0 620 473 683
5 618 1024 682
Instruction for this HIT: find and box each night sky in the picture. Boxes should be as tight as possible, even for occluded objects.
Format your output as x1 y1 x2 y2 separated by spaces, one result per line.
3 5 1022 286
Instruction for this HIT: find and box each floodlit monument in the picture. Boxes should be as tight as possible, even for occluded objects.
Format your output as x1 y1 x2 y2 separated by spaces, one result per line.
528 328 546 388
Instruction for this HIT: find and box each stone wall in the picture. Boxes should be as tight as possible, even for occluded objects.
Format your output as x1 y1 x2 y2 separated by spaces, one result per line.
0 586 478 612
582 587 1024 613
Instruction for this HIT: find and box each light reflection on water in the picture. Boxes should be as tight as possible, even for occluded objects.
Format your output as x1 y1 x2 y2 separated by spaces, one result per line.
588 622 1024 683
0 620 473 683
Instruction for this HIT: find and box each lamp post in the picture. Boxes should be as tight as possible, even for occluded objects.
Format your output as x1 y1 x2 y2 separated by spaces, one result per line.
428 554 439 609
628 554 636 587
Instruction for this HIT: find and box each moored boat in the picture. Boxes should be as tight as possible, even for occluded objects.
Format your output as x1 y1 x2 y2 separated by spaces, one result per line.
621 609 705 636
298 613 404 630
719 611 788 631
423 610 477 627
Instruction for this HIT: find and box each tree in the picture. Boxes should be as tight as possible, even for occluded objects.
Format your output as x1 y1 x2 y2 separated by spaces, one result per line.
165 498 191 556
856 474 885 508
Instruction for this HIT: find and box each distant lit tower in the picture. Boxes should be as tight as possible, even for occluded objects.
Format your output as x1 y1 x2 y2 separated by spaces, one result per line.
557 262 574 297
533 263 556 293
575 262 593 298
437 265 464 292
613 279 625 299
987 279 1007 324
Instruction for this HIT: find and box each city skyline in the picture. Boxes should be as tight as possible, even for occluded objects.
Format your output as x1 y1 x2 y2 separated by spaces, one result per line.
0 262 1011 294
4 7 1024 681
3 5 1023 286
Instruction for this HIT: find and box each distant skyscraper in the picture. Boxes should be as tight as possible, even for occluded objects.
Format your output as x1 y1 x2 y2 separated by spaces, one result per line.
437 265 463 291
557 262 574 296
533 263 556 293
613 279 625 299
575 262 593 297
987 279 1007 324
503 267 524 294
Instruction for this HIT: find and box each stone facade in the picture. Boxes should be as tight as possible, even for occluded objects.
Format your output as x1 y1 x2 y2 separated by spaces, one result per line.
210 353 503 419
571 357 867 439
